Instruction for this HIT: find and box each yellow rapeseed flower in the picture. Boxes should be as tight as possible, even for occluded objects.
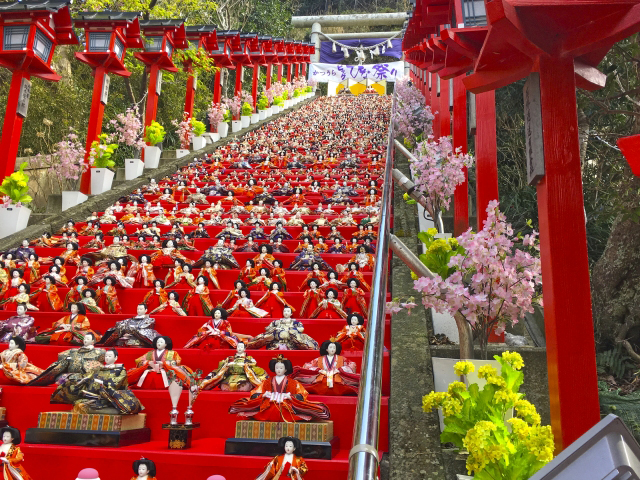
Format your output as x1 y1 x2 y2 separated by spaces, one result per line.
427 227 438 236
447 381 467 395
487 375 507 389
494 389 518 405
478 364 498 379
515 399 541 425
523 425 554 463
502 351 525 370
454 361 475 376
448 237 459 248
421 391 448 412
441 397 463 417
507 417 530 440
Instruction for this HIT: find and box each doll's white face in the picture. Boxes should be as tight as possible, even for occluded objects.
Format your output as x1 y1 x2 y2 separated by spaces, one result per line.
274 362 286 376
110 264 118 271
22 240 28 247
113 237 120 244
327 291 335 299
214 309 222 319
284 440 295 454
327 343 337 355
2 432 12 445
138 465 149 475
8 340 17 351
137 305 147 316
240 290 247 298
246 260 252 267
70 304 79 314
12 271 19 278
350 317 359 326
349 280 357 288
84 334 95 347
105 350 117 365
16 305 26 316
198 277 205 285
283 307 292 318
156 338 166 350
272 284 279 292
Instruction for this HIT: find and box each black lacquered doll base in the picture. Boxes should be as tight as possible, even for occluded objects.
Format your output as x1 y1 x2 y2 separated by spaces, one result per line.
25 427 151 447
224 436 339 459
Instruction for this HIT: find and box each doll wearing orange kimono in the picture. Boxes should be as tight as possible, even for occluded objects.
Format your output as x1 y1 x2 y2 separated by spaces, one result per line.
299 279 324 318
255 283 295 318
271 260 288 291
183 276 215 316
32 277 63 312
291 339 359 396
184 307 241 349
22 255 41 285
0 337 43 384
143 281 168 313
34 303 98 346
128 255 156 288
127 336 194 389
199 261 221 289
340 264 371 291
0 427 32 480
255 437 308 480
97 277 122 314
335 314 367 351
229 355 330 423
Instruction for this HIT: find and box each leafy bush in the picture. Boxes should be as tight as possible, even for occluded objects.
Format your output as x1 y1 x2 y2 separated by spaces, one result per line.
144 121 165 145
597 345 634 379
89 134 118 169
257 95 269 110
241 102 253 116
293 88 300 98
0 162 33 205
190 118 206 136
273 96 284 107
223 110 232 122
282 90 289 100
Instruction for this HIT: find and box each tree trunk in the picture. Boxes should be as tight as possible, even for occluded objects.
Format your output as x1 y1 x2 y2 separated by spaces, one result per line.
577 108 590 166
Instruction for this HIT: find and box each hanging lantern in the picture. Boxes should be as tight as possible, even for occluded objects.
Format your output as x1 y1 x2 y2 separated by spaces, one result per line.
332 42 336 53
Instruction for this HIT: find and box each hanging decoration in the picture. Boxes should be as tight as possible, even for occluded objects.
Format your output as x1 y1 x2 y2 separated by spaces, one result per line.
320 31 403 65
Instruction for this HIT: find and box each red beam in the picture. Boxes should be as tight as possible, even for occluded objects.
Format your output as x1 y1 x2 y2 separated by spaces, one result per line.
184 72 196 119
79 66 108 195
431 73 440 138
277 64 283 82
287 64 292 83
453 76 469 236
439 77 450 136
536 55 600 450
0 70 30 178
475 90 498 230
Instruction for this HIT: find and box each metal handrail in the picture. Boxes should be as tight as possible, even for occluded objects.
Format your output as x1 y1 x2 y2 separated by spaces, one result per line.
347 90 397 480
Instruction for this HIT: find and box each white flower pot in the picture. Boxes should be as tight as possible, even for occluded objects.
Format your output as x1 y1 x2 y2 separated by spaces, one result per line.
241 116 251 128
144 145 161 169
175 149 190 159
192 136 206 150
0 205 31 239
211 132 220 142
90 168 114 195
274 105 281 114
125 158 144 180
232 120 242 133
251 113 259 124
202 133 213 144
266 107 273 117
285 99 292 108
258 110 266 120
62 191 88 212
217 122 229 138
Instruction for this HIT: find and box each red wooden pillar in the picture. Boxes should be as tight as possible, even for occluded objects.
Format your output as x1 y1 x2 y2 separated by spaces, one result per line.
301 63 307 77
144 64 162 134
439 77 451 137
287 63 292 82
537 55 599 449
423 70 430 107
431 74 440 138
452 76 469 236
475 90 498 230
184 70 196 118
277 64 283 82
251 65 259 111
234 65 243 97
0 70 30 178
266 64 272 90
293 63 299 79
210 69 222 133
78 66 108 195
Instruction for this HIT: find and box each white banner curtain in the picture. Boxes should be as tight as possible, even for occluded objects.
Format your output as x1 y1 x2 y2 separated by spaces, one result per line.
309 61 404 83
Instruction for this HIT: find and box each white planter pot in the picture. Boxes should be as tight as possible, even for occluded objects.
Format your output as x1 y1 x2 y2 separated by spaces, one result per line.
274 105 281 114
62 191 88 212
285 99 292 108
231 120 242 133
125 158 144 180
241 116 251 128
0 205 31 239
258 110 266 120
266 107 273 117
90 168 114 196
217 122 229 138
211 132 220 142
251 113 259 124
175 149 190 159
144 145 161 169
192 136 206 150
201 133 213 144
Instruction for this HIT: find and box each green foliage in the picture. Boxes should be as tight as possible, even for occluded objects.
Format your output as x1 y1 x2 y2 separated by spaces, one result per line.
417 228 465 279
257 95 269 110
282 90 289 100
90 134 118 169
173 47 218 75
402 192 417 205
223 110 232 122
293 88 301 98
0 162 33 205
241 102 253 116
190 118 206 137
144 121 166 145
273 96 284 107
596 345 634 379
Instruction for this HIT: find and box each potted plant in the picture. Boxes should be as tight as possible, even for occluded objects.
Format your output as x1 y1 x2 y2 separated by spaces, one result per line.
206 102 225 142
89 133 117 195
0 162 33 238
220 109 231 137
109 107 146 181
273 96 284 113
143 121 165 169
282 90 290 109
190 118 207 150
257 95 269 120
293 88 301 104
241 101 252 128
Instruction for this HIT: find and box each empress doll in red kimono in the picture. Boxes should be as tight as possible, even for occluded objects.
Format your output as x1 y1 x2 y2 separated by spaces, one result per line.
255 436 308 480
247 267 273 292
291 339 359 395
127 336 194 389
183 275 215 316
229 355 330 423
340 262 371 291
166 263 196 289
184 307 243 350
31 277 63 312
128 254 156 288
299 279 323 318
310 288 347 319
252 245 277 270
199 259 221 289
270 259 288 291
299 263 327 291
335 313 367 351
220 280 247 309
0 426 32 480
142 280 169 313
341 278 368 317
97 277 122 314
255 282 295 318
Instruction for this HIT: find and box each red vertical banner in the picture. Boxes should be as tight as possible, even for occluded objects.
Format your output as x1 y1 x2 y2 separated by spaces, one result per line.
474 90 498 230
536 55 600 450
452 76 469 236
0 70 31 178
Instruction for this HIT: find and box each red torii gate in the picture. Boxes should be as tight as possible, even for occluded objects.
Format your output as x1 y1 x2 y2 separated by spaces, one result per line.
183 25 218 119
0 0 78 178
73 11 143 195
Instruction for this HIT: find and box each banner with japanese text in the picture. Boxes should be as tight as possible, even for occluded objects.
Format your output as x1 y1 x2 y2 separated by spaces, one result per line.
309 61 404 83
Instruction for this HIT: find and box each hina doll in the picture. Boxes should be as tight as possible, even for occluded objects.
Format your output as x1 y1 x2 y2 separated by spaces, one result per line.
253 245 277 270
184 307 244 350
29 232 57 247
291 339 359 395
271 237 290 254
143 280 168 312
255 437 308 480
0 269 26 301
89 260 134 288
299 279 324 318
239 259 258 285
220 280 247 309
310 289 347 319
289 245 331 271
28 332 105 386
58 219 77 234
314 237 329 254
31 276 63 312
128 255 156 288
341 278 368 316
64 276 90 309
149 291 187 316
0 304 36 343
96 277 122 314
346 245 375 272
131 458 157 480
199 259 221 289
320 270 346 292
271 259 288 291
34 303 100 346
237 236 260 253
247 267 273 291
84 233 106 250
0 426 32 480
340 263 371 291
7 240 35 262
199 342 267 391
228 354 330 422
248 307 318 350
255 283 295 318
2 336 41 386
168 263 197 289
227 288 268 318
127 336 195 389
183 276 215 316
151 239 192 267
335 314 366 351
197 240 240 270
269 222 293 241
70 348 143 415
70 257 95 284
248 225 268 240
59 242 81 265
22 253 41 284
99 304 161 347
328 238 347 254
